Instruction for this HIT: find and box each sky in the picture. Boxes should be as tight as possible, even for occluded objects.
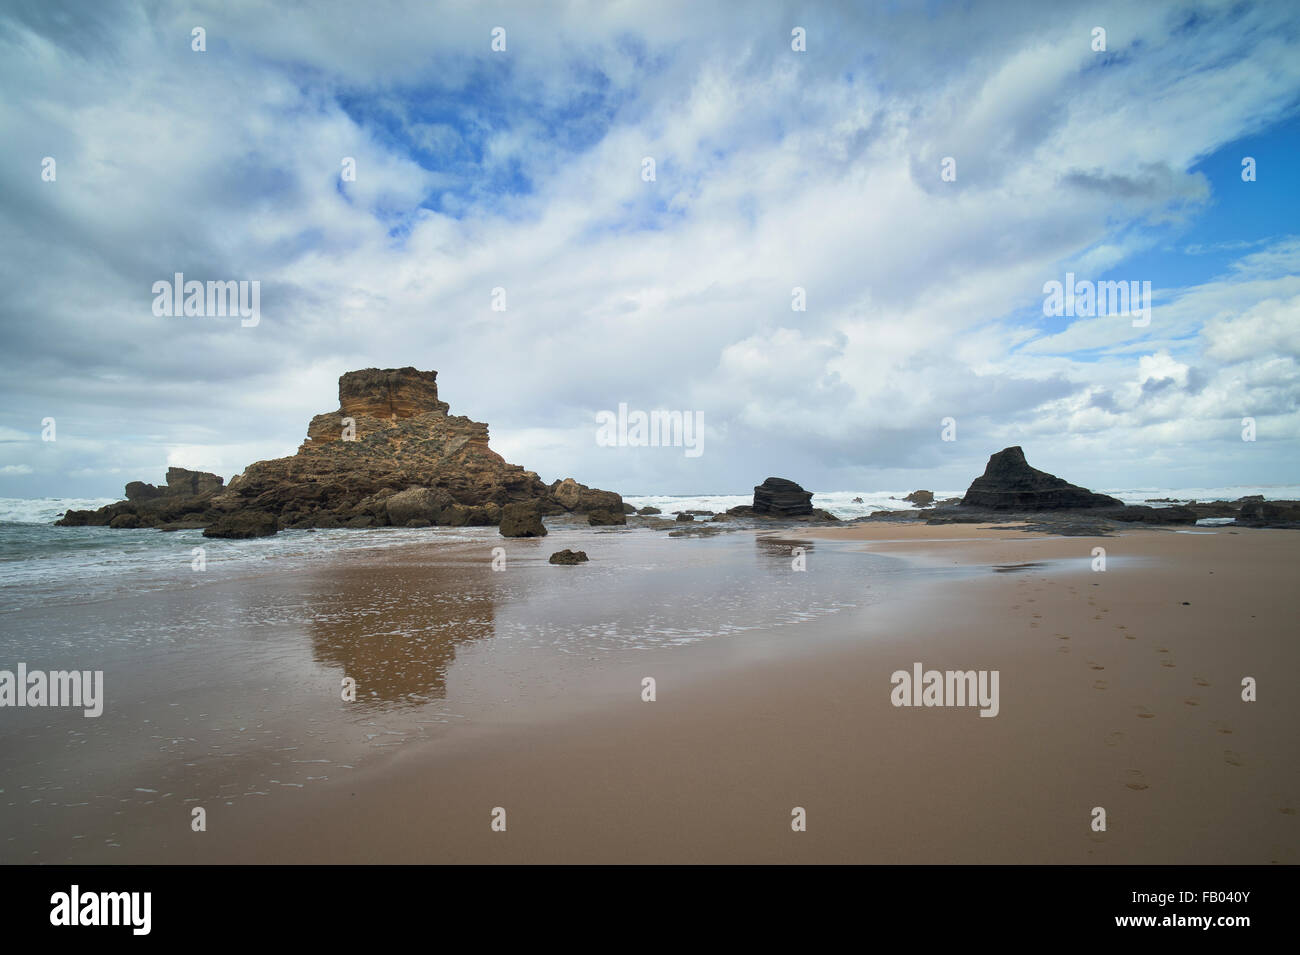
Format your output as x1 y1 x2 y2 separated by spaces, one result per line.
1 0 1298 499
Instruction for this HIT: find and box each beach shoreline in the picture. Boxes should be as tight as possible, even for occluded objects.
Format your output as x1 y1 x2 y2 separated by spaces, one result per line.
9 522 1292 864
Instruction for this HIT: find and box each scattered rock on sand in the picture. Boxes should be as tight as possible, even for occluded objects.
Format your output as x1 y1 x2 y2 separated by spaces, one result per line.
548 549 589 565
499 502 547 537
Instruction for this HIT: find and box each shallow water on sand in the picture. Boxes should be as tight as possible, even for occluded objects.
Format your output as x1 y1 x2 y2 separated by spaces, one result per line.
0 523 972 861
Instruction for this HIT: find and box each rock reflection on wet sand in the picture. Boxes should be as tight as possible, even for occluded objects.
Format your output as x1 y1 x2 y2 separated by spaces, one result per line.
306 561 495 709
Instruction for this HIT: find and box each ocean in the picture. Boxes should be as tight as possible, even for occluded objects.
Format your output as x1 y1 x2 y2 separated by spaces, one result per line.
3 485 1298 610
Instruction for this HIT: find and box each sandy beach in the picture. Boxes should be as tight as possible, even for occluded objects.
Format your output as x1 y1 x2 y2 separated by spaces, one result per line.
15 521 1291 865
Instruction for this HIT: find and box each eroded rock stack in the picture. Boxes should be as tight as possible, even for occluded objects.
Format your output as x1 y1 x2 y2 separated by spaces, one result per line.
57 367 623 536
960 447 1122 510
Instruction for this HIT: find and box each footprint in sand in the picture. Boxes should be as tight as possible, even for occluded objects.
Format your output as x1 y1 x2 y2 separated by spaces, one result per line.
1089 663 1105 670
1156 647 1170 654
1104 731 1126 747
1184 697 1199 706
1162 661 1177 668
1224 750 1243 767
1211 721 1234 735
1032 613 1042 619
1194 677 1211 687
1136 707 1155 719
1093 614 1103 620
1125 770 1149 791
1056 634 1070 640
1058 646 1070 654
1124 633 1137 640
1093 680 1108 690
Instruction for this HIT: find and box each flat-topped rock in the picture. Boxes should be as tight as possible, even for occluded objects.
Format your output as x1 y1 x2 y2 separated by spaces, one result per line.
753 477 814 516
339 367 449 420
57 367 622 534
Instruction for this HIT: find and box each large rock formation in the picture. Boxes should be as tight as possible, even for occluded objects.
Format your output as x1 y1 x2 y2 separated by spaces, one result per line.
57 367 622 534
752 477 814 516
960 447 1122 510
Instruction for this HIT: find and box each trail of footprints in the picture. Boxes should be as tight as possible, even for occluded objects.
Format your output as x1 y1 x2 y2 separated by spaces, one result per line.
1015 572 1266 810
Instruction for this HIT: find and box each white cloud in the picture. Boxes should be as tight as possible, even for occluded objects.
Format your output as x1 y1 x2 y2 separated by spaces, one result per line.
0 0 1298 497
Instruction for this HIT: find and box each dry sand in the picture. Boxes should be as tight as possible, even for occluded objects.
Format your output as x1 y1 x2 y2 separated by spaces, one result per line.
103 522 1298 864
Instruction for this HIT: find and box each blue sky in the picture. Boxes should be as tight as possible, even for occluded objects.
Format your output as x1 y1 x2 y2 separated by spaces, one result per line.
1 0 1298 500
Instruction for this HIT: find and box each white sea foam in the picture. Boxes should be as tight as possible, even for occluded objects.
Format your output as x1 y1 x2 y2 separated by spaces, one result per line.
624 486 1300 520
5 486 1297 528
0 497 117 524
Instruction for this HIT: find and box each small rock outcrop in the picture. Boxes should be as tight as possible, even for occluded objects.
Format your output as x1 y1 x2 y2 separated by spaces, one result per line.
547 477 623 516
59 468 227 530
960 447 1122 510
548 549 589 565
1111 505 1197 525
637 506 661 515
588 509 626 526
125 467 225 502
1237 500 1300 528
752 477 814 516
499 502 547 537
903 490 934 506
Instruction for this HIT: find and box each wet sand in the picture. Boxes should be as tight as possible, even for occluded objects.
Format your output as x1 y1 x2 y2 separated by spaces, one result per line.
62 522 1297 864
